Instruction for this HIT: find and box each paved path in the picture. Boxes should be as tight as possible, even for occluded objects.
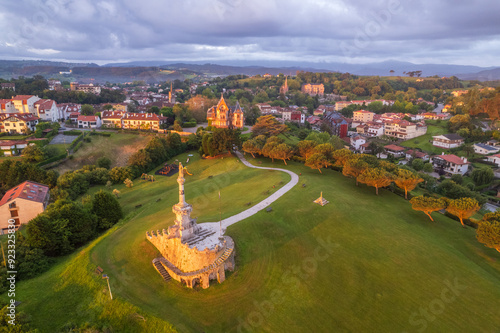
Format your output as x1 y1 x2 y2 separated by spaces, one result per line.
202 151 299 233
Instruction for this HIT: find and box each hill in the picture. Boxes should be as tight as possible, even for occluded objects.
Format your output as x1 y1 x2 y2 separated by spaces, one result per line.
5 152 500 332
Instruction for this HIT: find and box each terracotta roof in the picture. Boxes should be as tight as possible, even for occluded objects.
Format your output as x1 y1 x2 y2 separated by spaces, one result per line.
384 144 405 151
435 154 468 165
101 111 126 119
122 113 160 121
11 95 36 100
0 113 39 121
77 115 99 121
0 140 27 147
0 181 49 206
34 99 55 110
354 110 374 114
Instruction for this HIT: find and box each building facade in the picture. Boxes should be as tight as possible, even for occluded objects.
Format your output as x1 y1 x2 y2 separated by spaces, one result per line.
432 134 464 149
432 154 469 175
0 113 39 134
301 83 324 95
206 95 245 129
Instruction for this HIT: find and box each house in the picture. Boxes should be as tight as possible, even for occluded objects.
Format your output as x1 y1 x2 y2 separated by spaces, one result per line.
0 181 50 232
486 154 500 167
77 115 101 129
351 135 366 151
11 95 41 114
0 140 30 156
432 134 464 149
359 142 371 154
473 143 500 155
322 111 349 138
70 82 101 94
1 83 15 91
0 113 39 134
0 99 16 113
58 103 81 120
405 149 430 161
486 139 500 147
367 123 385 137
356 124 368 134
352 110 375 124
384 144 406 158
101 111 126 128
306 116 321 131
384 119 427 140
206 95 245 129
432 154 469 175
34 99 59 122
301 83 324 96
122 113 166 131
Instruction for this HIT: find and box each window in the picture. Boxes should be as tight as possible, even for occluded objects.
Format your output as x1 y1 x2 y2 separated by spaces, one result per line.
10 210 18 218
27 195 33 199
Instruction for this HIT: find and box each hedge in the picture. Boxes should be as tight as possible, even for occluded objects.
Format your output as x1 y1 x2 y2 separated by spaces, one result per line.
37 153 67 167
182 121 197 128
89 132 112 137
27 139 49 147
63 130 82 136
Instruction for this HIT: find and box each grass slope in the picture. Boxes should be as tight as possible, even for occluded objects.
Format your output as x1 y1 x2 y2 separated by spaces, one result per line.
4 153 500 332
54 133 151 174
400 124 449 154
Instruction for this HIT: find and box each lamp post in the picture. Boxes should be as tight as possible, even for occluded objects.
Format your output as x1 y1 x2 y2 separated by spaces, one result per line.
102 274 113 300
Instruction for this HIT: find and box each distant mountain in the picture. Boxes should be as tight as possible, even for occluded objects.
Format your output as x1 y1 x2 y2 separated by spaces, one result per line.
456 67 500 81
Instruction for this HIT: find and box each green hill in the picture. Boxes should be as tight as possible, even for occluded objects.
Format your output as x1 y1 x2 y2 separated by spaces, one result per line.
4 152 500 332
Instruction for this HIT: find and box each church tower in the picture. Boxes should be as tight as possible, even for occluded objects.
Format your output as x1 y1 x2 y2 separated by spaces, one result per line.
280 76 289 94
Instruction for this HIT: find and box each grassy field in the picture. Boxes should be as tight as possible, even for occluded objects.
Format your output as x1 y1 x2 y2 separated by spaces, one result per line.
400 124 449 154
4 152 500 332
54 133 151 174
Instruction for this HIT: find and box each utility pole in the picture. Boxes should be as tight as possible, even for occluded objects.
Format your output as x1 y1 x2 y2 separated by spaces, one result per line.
102 274 113 300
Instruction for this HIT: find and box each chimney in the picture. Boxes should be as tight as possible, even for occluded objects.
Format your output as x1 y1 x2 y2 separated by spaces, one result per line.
441 152 444 155
463 157 467 163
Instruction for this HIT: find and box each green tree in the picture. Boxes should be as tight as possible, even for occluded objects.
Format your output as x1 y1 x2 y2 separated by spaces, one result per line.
251 115 288 137
343 155 369 185
244 106 261 125
270 143 294 165
476 212 500 253
22 145 45 163
471 168 494 186
242 139 261 158
357 167 394 195
394 169 424 199
423 162 434 173
305 153 331 173
409 196 447 222
92 190 123 230
109 167 133 184
96 156 112 169
411 158 424 171
446 197 481 227
80 104 95 116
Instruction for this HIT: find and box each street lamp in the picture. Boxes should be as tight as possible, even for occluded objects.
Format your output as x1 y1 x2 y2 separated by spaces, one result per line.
102 274 113 300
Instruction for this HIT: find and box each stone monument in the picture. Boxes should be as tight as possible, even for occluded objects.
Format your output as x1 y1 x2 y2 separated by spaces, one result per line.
147 163 235 288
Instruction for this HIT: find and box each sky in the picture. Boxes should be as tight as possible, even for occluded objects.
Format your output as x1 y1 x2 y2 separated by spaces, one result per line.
0 0 499 67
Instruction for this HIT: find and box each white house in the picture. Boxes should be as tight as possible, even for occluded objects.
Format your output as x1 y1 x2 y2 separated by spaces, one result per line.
486 154 500 167
367 124 385 137
405 150 430 161
77 115 101 129
473 143 500 155
432 134 464 149
34 99 59 122
432 154 469 175
0 140 30 156
350 135 366 151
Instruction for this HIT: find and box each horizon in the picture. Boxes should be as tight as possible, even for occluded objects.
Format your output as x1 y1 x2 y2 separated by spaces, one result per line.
1 1 500 67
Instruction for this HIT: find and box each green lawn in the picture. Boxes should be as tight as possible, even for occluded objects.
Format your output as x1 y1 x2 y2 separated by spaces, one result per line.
400 124 449 154
0 135 28 140
3 153 500 332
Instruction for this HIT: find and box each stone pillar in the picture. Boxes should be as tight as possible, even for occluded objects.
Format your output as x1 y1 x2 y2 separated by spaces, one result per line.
217 266 226 284
202 274 210 289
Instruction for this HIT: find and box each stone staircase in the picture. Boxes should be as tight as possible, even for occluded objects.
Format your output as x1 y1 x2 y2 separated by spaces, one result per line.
186 228 217 247
152 257 171 282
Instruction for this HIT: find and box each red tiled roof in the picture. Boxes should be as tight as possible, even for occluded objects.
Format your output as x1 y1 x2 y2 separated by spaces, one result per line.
0 140 27 147
12 95 36 100
0 181 49 206
384 144 405 151
436 154 468 165
77 115 98 121
0 113 39 121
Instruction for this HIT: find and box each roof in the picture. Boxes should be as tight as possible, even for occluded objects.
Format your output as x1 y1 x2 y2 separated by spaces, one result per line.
354 110 374 114
406 150 428 158
0 140 27 147
123 113 160 121
0 113 39 122
437 133 464 141
435 154 468 165
77 115 99 121
34 99 55 110
384 144 405 151
11 95 36 100
0 181 49 206
101 111 126 119
474 143 498 151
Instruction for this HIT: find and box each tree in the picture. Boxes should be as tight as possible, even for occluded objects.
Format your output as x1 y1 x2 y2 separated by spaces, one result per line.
342 155 369 185
270 143 294 165
22 145 45 163
96 156 112 169
305 153 331 173
394 169 424 199
103 104 113 110
409 196 447 222
251 115 288 137
331 149 352 167
242 139 260 158
80 104 95 116
357 167 394 195
92 190 123 230
411 158 424 171
471 168 494 186
113 189 120 198
476 212 500 253
446 197 481 227
423 162 434 173
262 141 279 162
244 106 261 125
367 141 384 157
297 140 317 160
109 167 133 184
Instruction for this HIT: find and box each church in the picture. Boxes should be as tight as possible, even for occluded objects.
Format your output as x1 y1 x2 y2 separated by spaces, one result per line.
207 94 245 129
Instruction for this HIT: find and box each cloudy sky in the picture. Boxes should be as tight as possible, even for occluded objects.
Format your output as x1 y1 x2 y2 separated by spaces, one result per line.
0 0 499 67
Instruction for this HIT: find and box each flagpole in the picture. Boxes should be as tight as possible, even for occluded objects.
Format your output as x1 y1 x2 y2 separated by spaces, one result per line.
219 190 222 237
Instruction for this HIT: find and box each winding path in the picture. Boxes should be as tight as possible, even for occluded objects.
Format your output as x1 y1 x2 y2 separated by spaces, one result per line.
203 151 299 232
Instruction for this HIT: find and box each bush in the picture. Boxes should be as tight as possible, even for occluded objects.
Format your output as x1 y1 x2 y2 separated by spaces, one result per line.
182 121 197 128
97 156 112 169
37 153 67 167
89 132 112 137
63 130 82 136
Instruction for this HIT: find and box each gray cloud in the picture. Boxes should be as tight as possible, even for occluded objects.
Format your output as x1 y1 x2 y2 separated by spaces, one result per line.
0 0 499 66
